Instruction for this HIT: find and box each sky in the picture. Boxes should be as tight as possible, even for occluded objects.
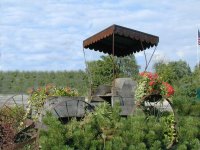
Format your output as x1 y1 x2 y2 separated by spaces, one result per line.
0 0 200 71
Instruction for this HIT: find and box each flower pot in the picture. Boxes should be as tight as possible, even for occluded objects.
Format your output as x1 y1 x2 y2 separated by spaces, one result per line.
143 93 162 102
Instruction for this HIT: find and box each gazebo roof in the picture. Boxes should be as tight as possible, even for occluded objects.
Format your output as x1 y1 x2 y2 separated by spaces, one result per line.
83 24 159 57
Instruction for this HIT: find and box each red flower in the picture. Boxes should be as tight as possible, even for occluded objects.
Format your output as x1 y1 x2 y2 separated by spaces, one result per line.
65 87 71 93
138 72 175 99
27 87 34 94
37 87 42 92
149 81 155 86
152 73 158 79
139 72 145 76
162 82 175 97
45 83 54 90
140 72 159 80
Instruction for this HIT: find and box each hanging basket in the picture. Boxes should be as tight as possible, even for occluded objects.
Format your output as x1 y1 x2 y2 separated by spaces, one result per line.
141 91 162 102
144 94 162 102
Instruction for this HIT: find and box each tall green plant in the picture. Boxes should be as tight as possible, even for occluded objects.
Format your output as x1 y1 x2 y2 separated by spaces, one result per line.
40 112 68 150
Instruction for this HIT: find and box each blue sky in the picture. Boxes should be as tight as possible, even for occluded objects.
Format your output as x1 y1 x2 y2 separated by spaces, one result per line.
0 0 200 71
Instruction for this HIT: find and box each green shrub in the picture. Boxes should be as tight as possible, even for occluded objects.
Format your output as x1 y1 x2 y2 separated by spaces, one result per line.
39 112 67 150
40 102 200 149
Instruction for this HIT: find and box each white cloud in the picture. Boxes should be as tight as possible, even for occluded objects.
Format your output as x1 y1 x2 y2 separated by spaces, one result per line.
0 0 200 71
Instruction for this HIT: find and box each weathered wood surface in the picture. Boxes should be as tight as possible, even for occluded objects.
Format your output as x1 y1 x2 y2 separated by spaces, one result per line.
43 97 91 118
0 94 29 107
112 78 136 116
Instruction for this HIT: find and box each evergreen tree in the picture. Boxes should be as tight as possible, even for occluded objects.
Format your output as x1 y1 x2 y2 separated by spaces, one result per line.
40 102 200 149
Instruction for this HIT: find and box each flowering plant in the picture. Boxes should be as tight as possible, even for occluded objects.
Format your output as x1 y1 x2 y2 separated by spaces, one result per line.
135 72 174 101
27 84 78 117
20 84 78 126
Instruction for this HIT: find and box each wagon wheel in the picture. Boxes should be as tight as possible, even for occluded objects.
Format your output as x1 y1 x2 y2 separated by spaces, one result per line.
0 94 39 150
0 94 28 109
0 94 29 128
134 94 177 149
43 97 95 124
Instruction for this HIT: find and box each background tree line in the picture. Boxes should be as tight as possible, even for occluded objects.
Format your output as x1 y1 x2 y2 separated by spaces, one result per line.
0 54 139 96
0 55 200 100
0 70 88 95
